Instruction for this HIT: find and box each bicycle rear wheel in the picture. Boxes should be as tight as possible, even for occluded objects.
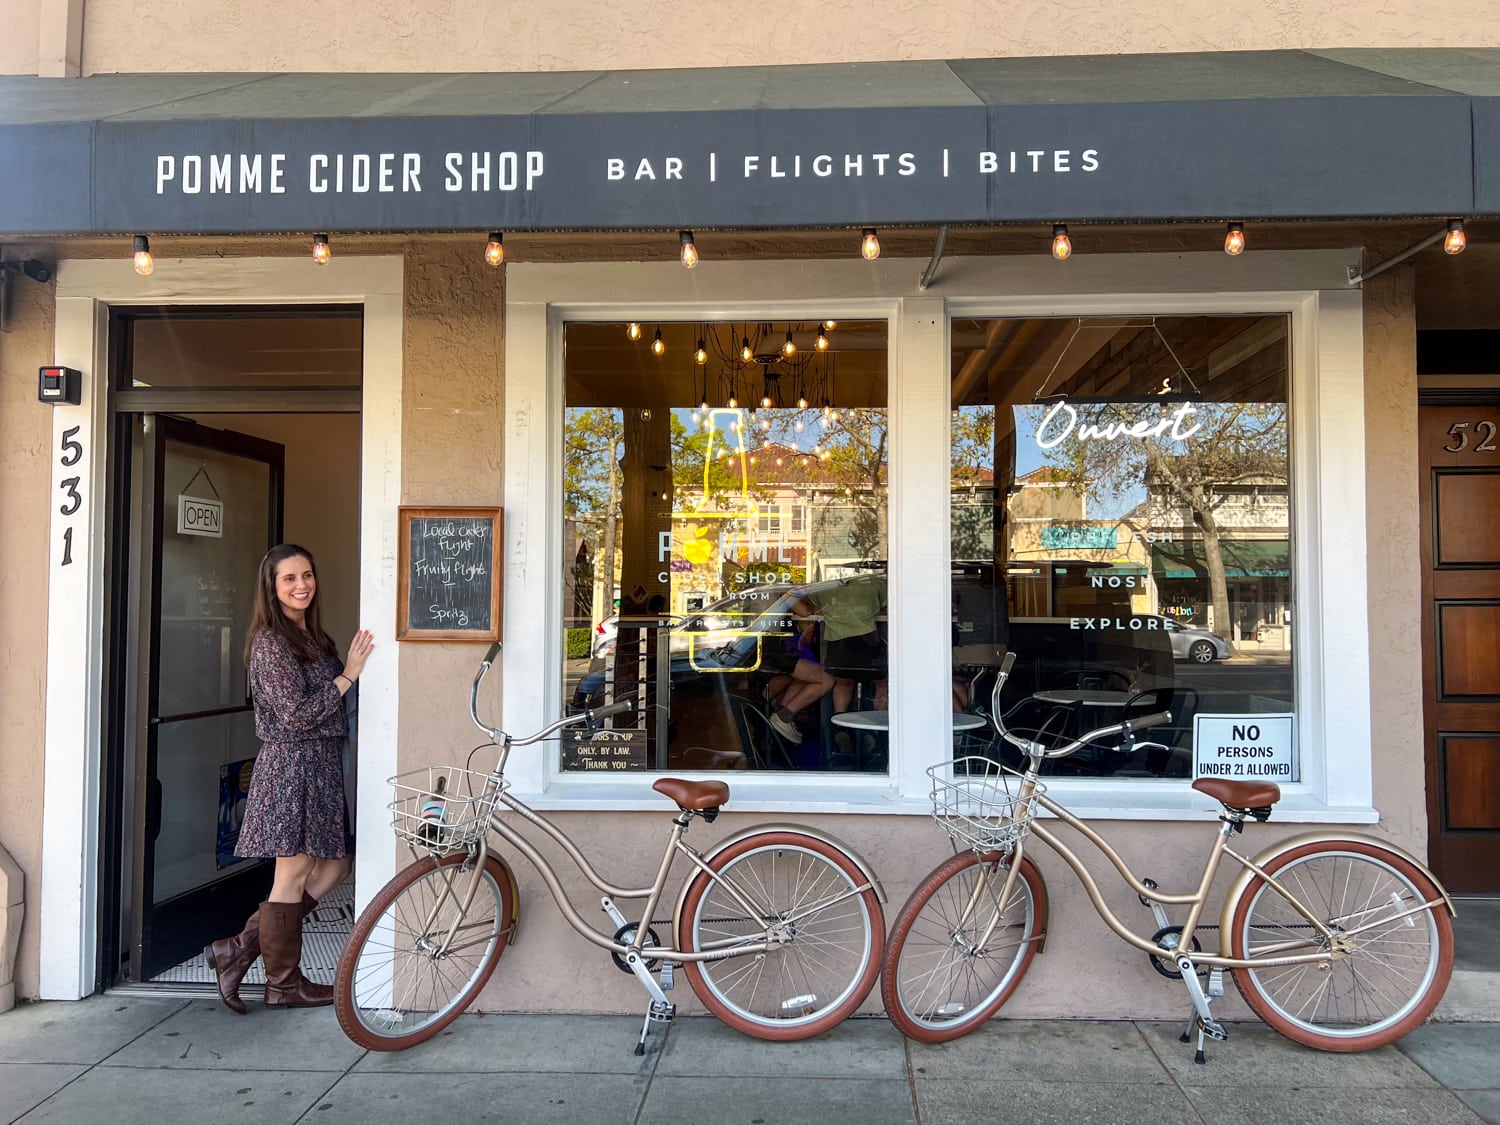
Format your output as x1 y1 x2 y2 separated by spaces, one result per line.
335 852 516 1051
881 850 1045 1042
1227 840 1453 1051
678 831 884 1040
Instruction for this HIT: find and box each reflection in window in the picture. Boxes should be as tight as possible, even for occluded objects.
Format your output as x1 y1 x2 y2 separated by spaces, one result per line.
563 321 890 773
949 315 1294 780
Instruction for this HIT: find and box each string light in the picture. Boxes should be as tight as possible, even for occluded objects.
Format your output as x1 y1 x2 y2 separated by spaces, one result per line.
484 231 505 267
651 328 665 356
312 233 332 265
627 322 643 341
861 228 881 261
132 235 154 276
679 230 699 269
694 339 708 365
1223 222 1245 256
1445 219 1468 255
816 327 829 351
782 330 796 357
1051 224 1071 261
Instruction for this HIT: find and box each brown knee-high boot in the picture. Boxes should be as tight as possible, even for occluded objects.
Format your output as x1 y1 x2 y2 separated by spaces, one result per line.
206 893 319 1014
259 900 334 1008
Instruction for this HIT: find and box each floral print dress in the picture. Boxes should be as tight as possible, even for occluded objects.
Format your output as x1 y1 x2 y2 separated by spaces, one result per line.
234 629 349 860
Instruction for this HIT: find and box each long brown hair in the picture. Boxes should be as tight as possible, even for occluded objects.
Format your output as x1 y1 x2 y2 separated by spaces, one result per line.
246 543 338 665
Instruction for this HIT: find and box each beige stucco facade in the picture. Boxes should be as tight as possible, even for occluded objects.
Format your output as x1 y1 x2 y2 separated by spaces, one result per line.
5 0 1500 76
0 0 1490 1019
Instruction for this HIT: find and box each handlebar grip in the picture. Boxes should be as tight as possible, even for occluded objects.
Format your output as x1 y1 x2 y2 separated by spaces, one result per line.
482 641 501 667
590 699 635 721
1125 711 1172 732
999 651 1016 676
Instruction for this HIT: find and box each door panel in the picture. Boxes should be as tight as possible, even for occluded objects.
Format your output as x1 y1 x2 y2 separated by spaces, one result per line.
1421 406 1500 891
131 416 284 978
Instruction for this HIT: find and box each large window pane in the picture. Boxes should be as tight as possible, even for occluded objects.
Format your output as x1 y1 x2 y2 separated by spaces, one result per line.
563 320 890 773
950 315 1294 779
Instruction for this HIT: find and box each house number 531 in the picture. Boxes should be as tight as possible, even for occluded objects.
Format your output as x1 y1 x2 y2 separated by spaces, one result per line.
58 425 83 565
1444 421 1498 453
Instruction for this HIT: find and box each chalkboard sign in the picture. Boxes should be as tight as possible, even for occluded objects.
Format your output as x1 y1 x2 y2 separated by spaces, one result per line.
397 506 502 641
560 727 649 772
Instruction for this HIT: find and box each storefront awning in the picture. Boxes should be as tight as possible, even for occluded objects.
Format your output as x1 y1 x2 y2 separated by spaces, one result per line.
1151 540 1290 580
1 49 1497 236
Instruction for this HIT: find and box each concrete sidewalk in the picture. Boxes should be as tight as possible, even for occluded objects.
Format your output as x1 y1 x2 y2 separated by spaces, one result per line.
0 996 1495 1125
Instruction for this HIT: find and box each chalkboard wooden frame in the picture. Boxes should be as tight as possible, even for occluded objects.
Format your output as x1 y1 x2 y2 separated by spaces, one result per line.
396 506 503 642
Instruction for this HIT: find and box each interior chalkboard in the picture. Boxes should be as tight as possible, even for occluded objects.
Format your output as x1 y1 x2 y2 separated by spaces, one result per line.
397 506 502 641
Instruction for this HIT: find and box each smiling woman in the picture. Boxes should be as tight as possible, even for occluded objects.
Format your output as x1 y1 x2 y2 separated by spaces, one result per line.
950 313 1294 780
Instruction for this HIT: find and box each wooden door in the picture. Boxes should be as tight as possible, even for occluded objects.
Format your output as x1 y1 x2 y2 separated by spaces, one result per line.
1421 404 1500 891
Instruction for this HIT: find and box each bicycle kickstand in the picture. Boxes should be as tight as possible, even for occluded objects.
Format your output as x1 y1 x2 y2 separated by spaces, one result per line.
1175 960 1228 1065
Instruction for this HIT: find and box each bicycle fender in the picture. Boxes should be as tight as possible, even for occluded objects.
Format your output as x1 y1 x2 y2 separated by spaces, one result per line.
489 849 524 945
670 823 888 943
1216 830 1456 944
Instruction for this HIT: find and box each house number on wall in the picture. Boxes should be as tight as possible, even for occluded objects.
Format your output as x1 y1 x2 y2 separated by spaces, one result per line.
58 425 83 566
1443 421 1498 453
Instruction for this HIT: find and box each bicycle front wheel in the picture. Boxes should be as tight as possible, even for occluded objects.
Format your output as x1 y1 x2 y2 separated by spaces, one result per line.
1228 840 1454 1051
678 832 884 1040
335 852 516 1051
881 850 1045 1042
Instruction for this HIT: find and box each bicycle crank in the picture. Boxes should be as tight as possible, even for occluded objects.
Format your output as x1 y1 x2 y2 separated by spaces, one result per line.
611 922 664 974
1147 925 1203 979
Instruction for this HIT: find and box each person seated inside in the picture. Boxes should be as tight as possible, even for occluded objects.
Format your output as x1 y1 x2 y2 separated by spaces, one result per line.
765 594 836 744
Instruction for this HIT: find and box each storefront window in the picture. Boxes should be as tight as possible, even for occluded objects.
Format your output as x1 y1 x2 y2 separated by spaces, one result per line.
563 320 890 773
950 315 1294 779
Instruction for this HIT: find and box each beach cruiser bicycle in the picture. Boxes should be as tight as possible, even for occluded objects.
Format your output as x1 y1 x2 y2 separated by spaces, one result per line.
333 643 886 1054
881 653 1455 1062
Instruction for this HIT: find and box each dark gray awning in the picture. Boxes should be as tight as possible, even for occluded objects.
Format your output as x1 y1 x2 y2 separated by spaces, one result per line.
1 49 1497 236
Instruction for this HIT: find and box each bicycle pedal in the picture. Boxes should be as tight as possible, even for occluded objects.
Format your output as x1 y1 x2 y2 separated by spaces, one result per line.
648 1000 677 1024
1201 1018 1227 1042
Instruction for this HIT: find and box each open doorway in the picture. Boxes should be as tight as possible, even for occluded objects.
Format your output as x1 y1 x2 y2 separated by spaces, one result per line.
104 308 363 990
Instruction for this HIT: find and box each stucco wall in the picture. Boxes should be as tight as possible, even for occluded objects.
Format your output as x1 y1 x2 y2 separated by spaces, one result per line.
0 253 56 1001
1361 265 1426 855
4 0 1500 76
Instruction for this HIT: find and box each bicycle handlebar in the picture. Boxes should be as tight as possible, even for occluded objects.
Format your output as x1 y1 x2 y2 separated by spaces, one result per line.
987 651 1173 760
467 642 636 745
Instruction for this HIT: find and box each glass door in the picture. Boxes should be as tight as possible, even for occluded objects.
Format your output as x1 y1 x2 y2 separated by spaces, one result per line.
129 415 285 979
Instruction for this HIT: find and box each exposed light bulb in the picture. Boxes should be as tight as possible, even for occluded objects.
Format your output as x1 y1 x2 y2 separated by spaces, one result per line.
700 398 709 412
484 231 505 267
641 408 652 421
312 233 332 265
823 320 837 330
797 395 809 409
816 328 829 351
782 330 796 357
132 235 154 276
1445 219 1468 255
694 340 708 364
1051 224 1071 261
727 394 738 408
679 230 699 269
740 337 753 362
1223 222 1245 256
652 328 665 356
861 228 880 261
761 393 773 408
627 322 643 341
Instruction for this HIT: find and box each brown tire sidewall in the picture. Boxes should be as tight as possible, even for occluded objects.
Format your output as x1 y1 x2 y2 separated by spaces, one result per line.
1228 839 1453 1052
678 830 885 1041
880 850 1044 1043
335 851 516 1051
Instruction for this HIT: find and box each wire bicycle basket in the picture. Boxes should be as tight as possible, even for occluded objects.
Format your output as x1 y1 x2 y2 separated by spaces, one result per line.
389 765 508 857
927 757 1045 853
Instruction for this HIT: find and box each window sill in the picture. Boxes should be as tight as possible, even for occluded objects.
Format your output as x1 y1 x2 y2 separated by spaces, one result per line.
516 777 1379 824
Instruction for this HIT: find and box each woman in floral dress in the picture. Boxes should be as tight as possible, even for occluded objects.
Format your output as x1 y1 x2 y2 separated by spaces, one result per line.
205 543 375 1011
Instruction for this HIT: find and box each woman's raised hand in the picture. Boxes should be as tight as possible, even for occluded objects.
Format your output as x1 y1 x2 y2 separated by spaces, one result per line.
343 629 376 682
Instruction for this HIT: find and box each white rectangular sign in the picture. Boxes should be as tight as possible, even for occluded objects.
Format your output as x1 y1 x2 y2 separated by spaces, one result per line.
1192 713 1297 783
177 494 224 538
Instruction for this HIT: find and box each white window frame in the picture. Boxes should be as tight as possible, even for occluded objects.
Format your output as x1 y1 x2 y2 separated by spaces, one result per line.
502 250 1373 823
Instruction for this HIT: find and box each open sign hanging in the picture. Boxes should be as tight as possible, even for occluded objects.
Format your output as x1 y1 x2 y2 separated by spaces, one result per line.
177 494 224 538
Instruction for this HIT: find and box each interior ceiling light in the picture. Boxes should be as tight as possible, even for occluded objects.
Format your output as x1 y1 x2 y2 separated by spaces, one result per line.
816 327 829 351
652 328 665 356
1051 224 1072 261
627 322 643 341
782 330 797 357
861 228 881 261
1444 219 1468 255
132 235 154 276
823 319 837 330
679 230 699 269
740 336 753 362
312 233 332 265
484 231 505 267
694 339 708 365
1223 222 1245 256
